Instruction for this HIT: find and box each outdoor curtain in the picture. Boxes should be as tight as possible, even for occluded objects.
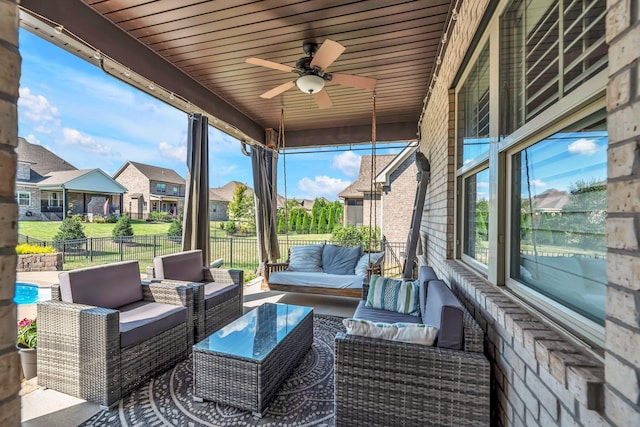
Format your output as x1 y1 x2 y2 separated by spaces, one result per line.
249 143 280 272
183 113 211 265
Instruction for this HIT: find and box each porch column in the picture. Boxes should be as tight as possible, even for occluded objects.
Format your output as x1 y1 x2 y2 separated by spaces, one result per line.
119 193 123 215
62 185 68 219
0 0 22 424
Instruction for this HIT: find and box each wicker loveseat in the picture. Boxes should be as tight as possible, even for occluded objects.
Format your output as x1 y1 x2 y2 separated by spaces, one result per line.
334 266 490 426
263 244 384 297
37 260 193 407
151 249 244 342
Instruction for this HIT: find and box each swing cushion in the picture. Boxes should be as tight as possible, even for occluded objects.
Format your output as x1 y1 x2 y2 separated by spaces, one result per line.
354 252 385 276
287 244 324 272
322 244 362 275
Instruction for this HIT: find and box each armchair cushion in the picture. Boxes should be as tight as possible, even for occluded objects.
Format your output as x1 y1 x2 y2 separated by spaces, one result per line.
343 318 438 345
354 300 421 324
422 280 464 350
154 249 205 282
203 282 240 310
287 244 323 272
365 275 420 316
322 244 362 275
59 260 143 308
119 301 187 348
354 251 385 276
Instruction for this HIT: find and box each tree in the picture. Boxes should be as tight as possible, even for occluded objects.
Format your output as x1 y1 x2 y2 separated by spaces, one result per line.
53 216 87 241
301 210 309 234
560 179 606 250
296 209 304 233
318 208 327 233
277 211 286 234
227 183 255 233
167 219 182 240
112 214 134 238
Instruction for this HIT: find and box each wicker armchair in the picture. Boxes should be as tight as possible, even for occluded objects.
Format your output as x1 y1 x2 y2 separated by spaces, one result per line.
334 268 490 426
38 261 193 407
152 250 244 342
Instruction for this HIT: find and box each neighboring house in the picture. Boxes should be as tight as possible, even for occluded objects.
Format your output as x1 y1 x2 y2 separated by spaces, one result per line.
113 161 185 219
15 138 126 221
339 144 419 244
209 180 286 221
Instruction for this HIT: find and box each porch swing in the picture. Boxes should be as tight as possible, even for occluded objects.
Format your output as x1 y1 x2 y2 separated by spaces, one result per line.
260 95 386 297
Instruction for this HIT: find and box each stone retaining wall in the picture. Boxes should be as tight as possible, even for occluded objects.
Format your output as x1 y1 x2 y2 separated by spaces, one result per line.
16 253 63 272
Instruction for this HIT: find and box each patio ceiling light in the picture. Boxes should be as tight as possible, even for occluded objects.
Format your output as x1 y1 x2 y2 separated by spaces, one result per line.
296 74 325 94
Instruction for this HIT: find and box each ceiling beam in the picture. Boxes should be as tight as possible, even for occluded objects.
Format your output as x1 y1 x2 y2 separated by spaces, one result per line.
20 0 265 145
284 122 418 148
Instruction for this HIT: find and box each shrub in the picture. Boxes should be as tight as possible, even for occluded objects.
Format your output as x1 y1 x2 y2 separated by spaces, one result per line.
104 214 118 223
93 216 105 224
224 221 237 235
332 224 381 250
112 214 134 238
149 211 172 222
16 243 55 254
53 216 87 241
168 218 183 238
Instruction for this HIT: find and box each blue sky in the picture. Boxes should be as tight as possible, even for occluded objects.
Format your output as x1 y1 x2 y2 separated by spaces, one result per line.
17 29 405 201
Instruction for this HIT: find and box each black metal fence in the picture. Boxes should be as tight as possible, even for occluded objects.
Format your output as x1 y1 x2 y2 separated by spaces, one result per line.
18 233 406 276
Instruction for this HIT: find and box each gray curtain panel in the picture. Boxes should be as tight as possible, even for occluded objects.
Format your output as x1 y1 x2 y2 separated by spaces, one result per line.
183 113 211 265
250 144 280 271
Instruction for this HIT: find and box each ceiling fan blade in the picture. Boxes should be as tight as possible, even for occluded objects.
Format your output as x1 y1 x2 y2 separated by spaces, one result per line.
331 73 377 91
313 89 332 109
310 39 345 70
260 81 296 99
246 57 293 73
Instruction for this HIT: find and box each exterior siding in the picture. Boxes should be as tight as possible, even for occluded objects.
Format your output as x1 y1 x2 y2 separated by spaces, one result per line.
416 0 625 426
0 0 21 424
209 201 229 221
380 153 418 244
115 164 149 216
15 185 40 220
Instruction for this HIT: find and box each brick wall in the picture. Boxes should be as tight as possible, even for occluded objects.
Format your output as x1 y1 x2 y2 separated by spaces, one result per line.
416 0 624 425
115 164 149 215
604 0 640 425
0 0 22 424
380 153 418 244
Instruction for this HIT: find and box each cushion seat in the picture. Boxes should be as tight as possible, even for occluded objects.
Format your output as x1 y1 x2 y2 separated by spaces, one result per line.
203 282 240 310
119 301 188 348
353 300 422 324
268 271 365 289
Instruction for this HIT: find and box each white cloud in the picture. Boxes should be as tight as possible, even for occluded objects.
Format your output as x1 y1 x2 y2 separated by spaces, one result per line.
159 141 187 162
18 87 59 123
568 138 597 155
59 128 113 155
531 179 546 187
332 151 361 177
24 134 41 145
477 182 490 188
297 175 350 199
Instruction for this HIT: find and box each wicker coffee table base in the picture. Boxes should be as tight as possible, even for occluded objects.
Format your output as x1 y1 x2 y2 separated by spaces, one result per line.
193 310 313 416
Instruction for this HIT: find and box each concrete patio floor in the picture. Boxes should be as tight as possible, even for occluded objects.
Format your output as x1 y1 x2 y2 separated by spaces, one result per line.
16 270 359 426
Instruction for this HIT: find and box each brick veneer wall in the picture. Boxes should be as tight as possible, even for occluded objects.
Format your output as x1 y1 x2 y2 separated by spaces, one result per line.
380 153 418 244
604 0 640 425
416 0 633 425
15 185 40 220
115 164 149 215
0 0 22 425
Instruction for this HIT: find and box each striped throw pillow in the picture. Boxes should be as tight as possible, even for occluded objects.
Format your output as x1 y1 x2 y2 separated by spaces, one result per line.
287 244 323 272
365 275 420 316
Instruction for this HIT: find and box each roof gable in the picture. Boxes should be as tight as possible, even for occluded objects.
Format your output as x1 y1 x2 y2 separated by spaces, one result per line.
39 169 127 193
15 137 77 180
113 161 185 185
338 154 395 198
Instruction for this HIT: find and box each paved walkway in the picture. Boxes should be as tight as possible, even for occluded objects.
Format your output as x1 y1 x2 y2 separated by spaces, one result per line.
16 270 358 426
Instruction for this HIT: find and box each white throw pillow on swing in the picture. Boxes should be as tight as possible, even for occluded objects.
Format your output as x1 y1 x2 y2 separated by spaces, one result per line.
354 252 385 276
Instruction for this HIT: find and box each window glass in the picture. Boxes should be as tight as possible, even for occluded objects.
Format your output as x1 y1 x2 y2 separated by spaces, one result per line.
464 169 490 265
510 114 607 324
17 192 31 206
156 183 167 192
458 42 490 166
501 0 607 135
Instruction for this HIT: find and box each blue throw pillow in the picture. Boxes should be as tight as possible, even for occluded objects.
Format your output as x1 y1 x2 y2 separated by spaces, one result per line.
365 275 420 316
287 244 323 272
322 245 362 275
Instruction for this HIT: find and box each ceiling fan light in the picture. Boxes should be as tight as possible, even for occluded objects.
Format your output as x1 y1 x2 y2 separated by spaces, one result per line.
296 74 325 94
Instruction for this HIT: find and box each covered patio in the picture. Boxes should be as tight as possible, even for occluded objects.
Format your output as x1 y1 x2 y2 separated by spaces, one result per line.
2 0 639 426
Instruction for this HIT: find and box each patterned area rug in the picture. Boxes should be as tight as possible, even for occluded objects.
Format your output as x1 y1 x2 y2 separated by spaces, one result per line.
81 314 345 426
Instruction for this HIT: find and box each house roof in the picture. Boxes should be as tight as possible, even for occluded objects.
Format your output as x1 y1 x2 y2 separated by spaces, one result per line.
113 161 185 185
375 143 419 185
338 155 396 198
15 137 77 182
38 169 127 194
209 188 227 202
532 189 570 212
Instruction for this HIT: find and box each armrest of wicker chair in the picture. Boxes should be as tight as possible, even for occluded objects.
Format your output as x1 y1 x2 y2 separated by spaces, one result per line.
142 281 194 345
37 300 121 406
334 332 490 427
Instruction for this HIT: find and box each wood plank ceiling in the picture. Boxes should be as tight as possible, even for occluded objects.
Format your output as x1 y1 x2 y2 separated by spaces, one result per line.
20 0 454 147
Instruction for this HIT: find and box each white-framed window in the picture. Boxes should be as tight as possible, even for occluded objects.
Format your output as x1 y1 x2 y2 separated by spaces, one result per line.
454 0 607 346
462 167 490 269
49 192 61 207
173 186 179 195
16 191 31 206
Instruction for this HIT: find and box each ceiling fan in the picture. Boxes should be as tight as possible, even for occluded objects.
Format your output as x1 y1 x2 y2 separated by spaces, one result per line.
245 39 377 109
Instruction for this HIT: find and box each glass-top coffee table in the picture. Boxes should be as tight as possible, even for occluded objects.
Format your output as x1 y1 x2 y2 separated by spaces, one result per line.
193 303 313 416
